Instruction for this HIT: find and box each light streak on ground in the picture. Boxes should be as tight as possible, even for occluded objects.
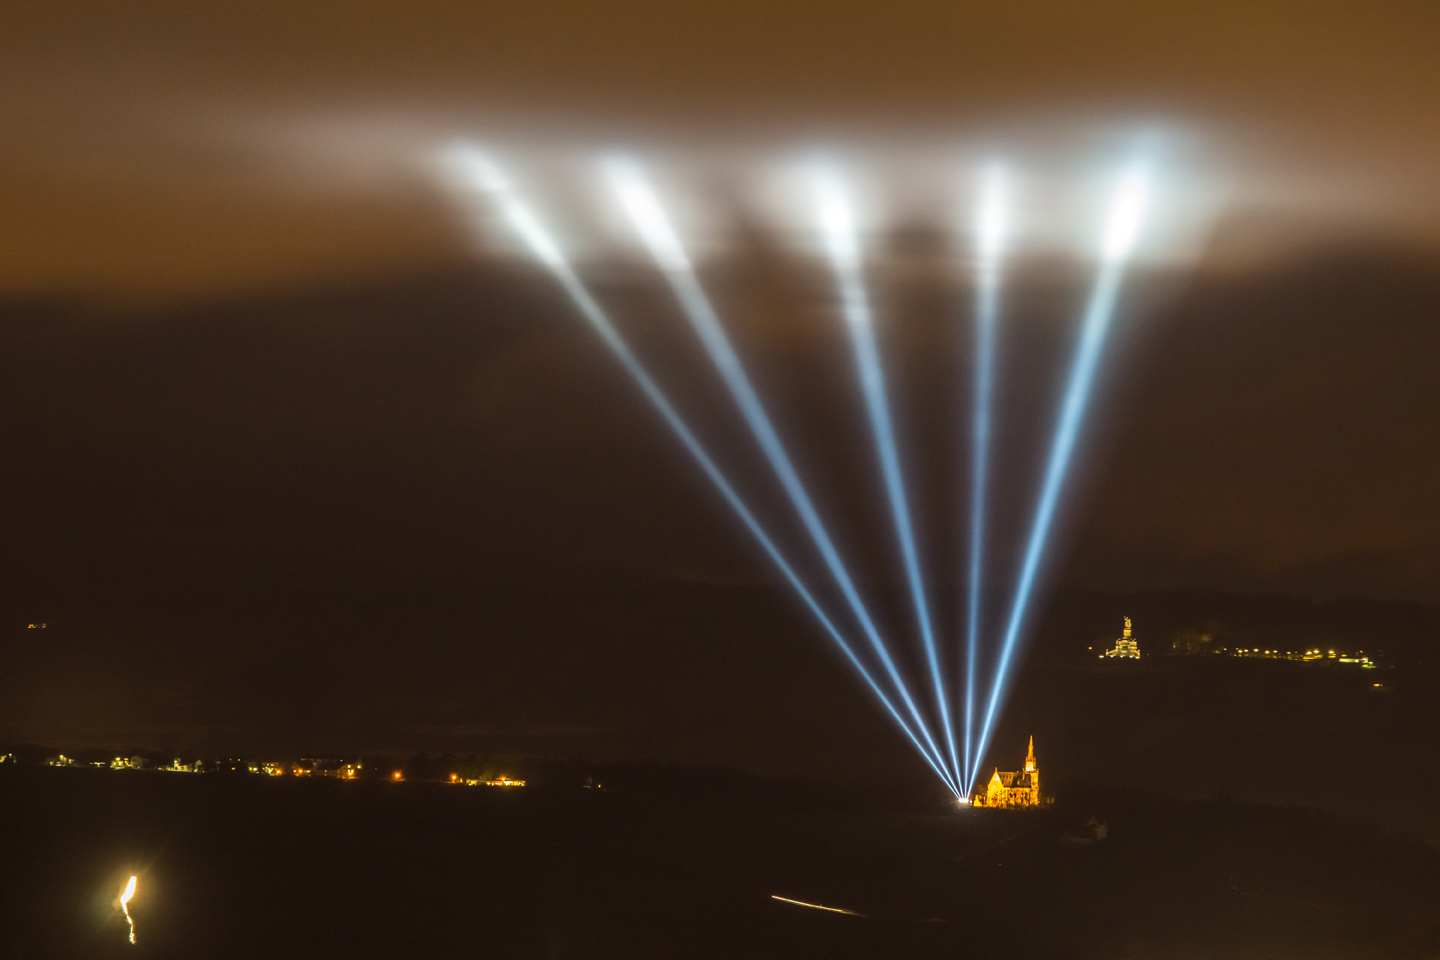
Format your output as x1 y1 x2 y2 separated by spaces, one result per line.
605 157 959 796
120 875 137 944
969 164 1151 789
961 163 1007 795
771 895 864 916
439 144 960 793
812 164 960 790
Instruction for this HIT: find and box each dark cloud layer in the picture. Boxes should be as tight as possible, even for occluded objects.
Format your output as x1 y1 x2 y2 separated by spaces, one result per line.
1 0 1438 298
1072 247 1440 601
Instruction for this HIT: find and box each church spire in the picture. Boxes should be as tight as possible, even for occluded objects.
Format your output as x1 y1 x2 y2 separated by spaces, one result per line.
1024 736 1036 773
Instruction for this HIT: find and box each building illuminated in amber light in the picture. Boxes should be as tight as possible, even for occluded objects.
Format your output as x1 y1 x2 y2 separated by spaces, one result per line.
972 737 1043 808
461 775 526 787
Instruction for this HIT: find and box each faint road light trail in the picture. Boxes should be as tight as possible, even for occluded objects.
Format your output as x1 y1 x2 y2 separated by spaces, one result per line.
771 894 865 916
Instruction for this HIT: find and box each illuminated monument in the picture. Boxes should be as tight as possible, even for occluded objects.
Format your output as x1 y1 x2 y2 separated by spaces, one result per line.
1102 617 1141 659
972 737 1041 808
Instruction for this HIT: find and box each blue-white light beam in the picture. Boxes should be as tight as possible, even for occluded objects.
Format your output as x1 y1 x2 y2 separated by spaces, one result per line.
812 165 961 790
605 157 959 793
969 164 1151 789
440 145 960 795
962 163 1007 795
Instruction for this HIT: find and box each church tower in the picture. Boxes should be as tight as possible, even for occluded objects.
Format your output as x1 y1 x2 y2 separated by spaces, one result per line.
1024 736 1039 803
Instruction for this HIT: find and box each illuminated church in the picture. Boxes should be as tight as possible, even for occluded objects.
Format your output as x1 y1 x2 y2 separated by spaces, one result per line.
971 737 1042 808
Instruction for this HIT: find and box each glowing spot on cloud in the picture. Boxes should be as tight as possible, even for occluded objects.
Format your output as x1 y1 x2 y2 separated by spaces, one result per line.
439 143 566 269
604 156 693 274
1102 165 1150 262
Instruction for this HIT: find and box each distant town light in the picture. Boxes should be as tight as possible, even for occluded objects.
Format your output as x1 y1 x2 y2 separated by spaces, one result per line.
484 776 526 787
461 776 528 787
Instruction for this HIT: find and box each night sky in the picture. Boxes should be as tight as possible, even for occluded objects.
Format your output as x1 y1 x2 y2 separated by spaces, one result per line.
2 1 1439 806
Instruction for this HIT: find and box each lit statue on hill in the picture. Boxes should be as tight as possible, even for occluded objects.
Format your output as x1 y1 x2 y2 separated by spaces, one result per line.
1102 617 1141 659
972 737 1043 808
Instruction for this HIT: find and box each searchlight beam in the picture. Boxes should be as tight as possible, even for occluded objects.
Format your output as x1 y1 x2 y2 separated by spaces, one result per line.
441 145 960 795
962 163 1007 794
813 166 960 789
605 157 958 792
969 165 1150 789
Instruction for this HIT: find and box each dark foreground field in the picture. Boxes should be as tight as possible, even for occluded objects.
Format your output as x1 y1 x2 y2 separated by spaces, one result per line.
3 765 1438 960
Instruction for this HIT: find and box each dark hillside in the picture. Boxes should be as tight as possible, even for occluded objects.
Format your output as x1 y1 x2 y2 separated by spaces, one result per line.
3 764 1438 959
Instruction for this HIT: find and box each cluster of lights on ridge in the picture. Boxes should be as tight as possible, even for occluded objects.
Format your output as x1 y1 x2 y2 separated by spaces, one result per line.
441 146 1153 799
